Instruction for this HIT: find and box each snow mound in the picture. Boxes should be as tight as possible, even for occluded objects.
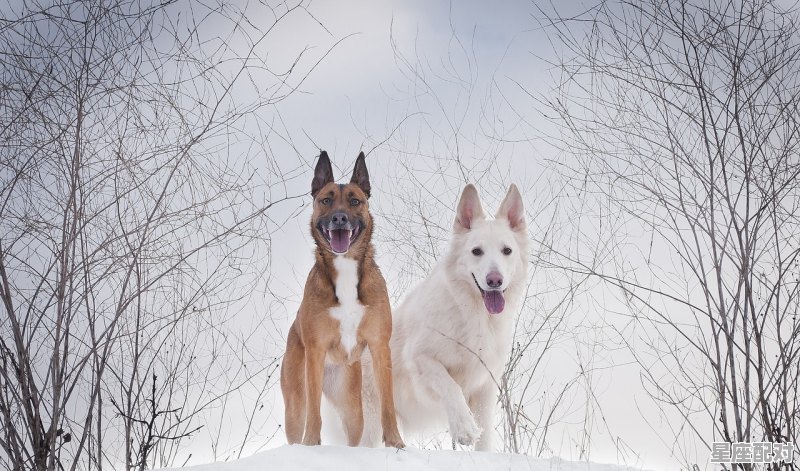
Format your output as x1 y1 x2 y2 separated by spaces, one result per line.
158 445 647 471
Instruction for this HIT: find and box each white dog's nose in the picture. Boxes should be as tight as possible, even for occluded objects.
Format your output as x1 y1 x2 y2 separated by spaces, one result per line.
486 271 503 289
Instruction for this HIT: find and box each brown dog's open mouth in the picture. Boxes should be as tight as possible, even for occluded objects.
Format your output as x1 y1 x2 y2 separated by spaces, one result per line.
322 225 361 254
472 273 505 315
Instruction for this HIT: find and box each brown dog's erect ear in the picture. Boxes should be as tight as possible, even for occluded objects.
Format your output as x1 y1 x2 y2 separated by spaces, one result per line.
454 184 485 233
350 151 371 198
496 184 525 231
311 151 334 197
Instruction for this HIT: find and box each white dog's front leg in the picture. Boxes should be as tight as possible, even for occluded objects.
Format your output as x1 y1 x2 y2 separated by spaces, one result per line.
469 384 496 452
415 356 481 446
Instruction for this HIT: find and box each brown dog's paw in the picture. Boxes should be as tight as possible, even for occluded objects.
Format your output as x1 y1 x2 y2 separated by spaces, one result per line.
383 433 405 449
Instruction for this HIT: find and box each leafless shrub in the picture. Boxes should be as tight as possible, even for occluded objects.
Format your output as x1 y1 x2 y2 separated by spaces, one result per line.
0 1 338 469
537 0 800 468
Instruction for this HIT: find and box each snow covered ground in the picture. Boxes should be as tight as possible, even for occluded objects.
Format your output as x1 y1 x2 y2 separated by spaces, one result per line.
157 445 648 471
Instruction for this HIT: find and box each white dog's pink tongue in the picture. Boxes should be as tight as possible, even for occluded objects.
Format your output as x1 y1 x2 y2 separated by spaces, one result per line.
483 290 505 314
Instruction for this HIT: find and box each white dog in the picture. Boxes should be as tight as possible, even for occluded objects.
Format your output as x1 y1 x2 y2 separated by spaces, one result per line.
326 184 527 450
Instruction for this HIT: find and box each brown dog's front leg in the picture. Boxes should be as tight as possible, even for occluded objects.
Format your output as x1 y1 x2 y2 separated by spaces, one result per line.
281 322 305 444
302 344 326 445
369 342 405 448
341 360 364 446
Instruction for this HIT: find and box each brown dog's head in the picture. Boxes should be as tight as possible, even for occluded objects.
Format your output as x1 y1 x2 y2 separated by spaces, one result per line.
310 151 372 256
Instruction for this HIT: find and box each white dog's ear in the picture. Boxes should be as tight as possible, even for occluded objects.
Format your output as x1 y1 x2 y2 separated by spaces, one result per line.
496 184 525 231
454 184 485 233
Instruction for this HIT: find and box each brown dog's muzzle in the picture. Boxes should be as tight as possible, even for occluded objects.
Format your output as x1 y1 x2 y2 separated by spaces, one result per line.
317 211 363 254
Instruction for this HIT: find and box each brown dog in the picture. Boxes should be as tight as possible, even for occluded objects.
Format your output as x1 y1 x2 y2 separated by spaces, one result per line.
280 151 404 448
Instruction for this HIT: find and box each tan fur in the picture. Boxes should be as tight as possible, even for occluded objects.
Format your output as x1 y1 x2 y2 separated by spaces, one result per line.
280 152 404 448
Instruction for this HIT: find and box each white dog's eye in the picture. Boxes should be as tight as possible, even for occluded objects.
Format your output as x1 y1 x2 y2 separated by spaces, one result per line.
502 247 512 255
471 248 483 256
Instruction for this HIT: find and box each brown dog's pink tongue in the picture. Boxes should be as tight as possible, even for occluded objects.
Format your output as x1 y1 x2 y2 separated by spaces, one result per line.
330 229 351 253
483 290 505 314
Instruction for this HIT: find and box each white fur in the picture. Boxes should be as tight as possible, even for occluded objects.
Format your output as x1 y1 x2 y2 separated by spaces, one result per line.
357 184 529 451
321 256 371 443
329 256 365 355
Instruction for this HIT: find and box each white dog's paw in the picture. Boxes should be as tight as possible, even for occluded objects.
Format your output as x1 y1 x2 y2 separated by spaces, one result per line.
448 409 482 446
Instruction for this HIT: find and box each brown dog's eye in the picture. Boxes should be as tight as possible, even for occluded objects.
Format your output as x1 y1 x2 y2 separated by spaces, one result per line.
321 197 332 205
350 198 360 206
503 247 512 255
472 248 483 256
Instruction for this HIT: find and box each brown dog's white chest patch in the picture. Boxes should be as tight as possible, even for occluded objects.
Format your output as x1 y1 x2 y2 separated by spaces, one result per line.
329 256 365 355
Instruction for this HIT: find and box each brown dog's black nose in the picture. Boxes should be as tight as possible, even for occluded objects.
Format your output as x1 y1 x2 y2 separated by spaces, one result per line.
486 271 503 289
331 212 349 226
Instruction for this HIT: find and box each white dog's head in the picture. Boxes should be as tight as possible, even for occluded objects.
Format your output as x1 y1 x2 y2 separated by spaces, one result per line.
445 184 528 315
